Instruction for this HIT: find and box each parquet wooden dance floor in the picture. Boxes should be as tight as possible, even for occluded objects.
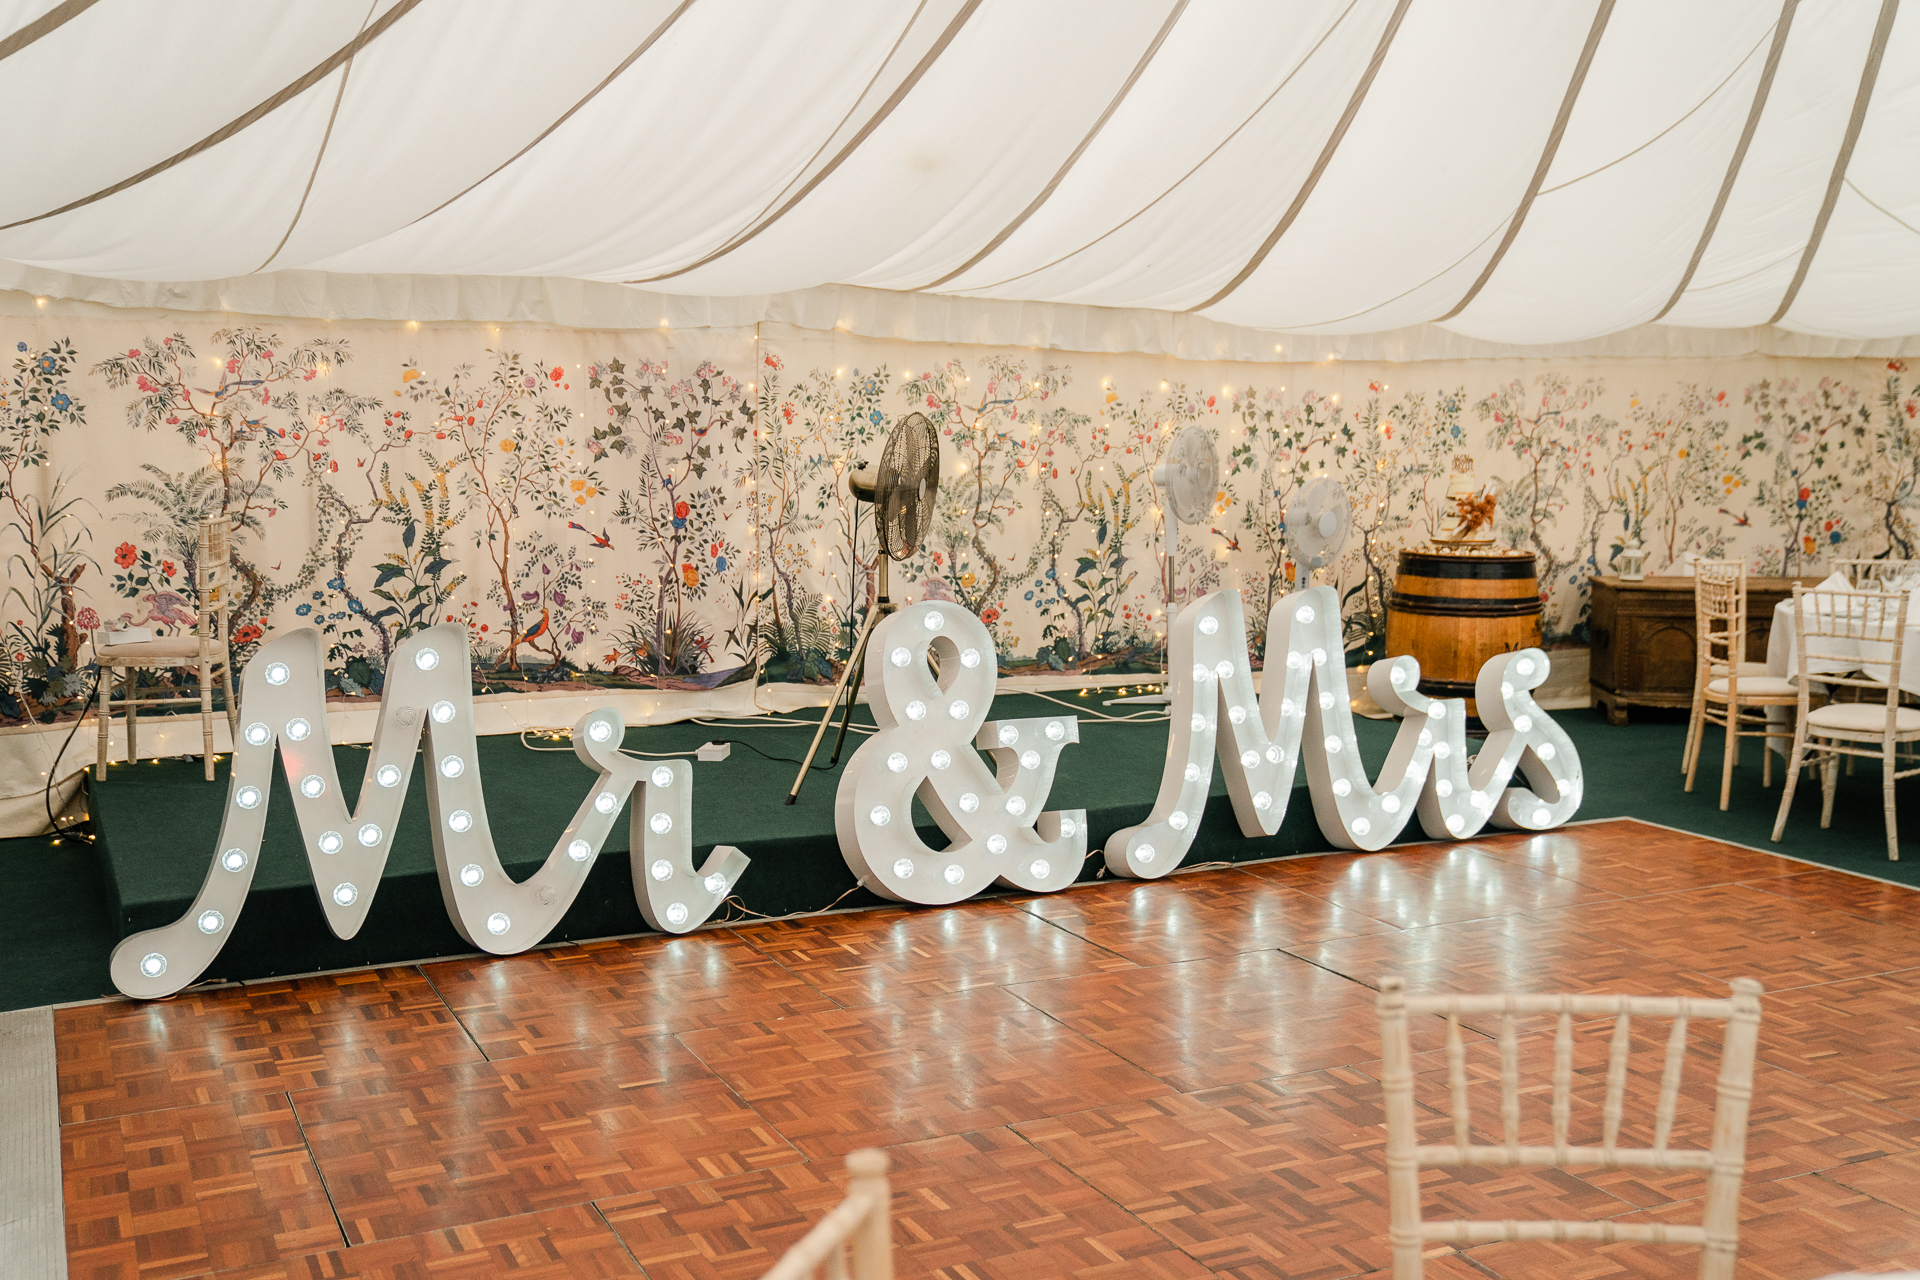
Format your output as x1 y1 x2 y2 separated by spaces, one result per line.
53 818 1920 1278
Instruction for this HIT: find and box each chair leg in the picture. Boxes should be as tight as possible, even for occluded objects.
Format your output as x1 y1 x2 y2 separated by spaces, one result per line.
1686 705 1712 793
1886 743 1900 861
1773 738 1808 842
220 660 237 739
200 656 214 782
125 671 137 765
1763 732 1774 789
1719 702 1739 811
1683 683 1707 776
94 663 110 782
1820 754 1838 829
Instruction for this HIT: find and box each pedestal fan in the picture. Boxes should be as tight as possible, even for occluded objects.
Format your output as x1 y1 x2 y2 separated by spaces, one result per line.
786 412 940 803
1285 476 1351 582
1111 425 1219 708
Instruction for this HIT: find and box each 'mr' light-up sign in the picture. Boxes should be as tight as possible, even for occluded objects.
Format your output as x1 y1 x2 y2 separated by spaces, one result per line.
110 586 1578 997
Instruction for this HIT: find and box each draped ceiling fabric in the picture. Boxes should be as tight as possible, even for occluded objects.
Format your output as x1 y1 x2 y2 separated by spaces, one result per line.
3 0 1919 347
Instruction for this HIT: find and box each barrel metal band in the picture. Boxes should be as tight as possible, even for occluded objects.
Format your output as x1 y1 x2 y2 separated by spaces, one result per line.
1389 593 1544 618
1395 555 1538 580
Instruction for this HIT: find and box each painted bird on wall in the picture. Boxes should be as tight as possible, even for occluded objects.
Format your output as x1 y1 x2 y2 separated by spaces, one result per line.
515 609 551 647
568 521 613 548
143 590 197 628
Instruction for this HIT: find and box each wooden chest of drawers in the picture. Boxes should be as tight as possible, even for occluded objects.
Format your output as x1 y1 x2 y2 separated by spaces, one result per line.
1587 575 1822 724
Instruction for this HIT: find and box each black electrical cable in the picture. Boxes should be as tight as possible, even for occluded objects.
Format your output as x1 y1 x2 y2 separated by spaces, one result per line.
43 667 103 843
716 738 840 771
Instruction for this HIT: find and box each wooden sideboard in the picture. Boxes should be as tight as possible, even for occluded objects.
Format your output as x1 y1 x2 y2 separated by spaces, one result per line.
1588 575 1823 724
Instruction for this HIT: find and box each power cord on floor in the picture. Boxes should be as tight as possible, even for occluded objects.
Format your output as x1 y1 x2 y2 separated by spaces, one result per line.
709 877 870 925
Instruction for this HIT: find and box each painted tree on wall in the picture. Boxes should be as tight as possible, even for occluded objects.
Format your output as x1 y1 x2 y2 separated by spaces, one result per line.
296 391 466 678
1604 387 1741 571
1857 361 1920 558
788 365 891 657
597 357 752 681
1743 376 1868 574
1225 386 1341 628
1017 383 1151 669
0 338 92 711
95 327 353 619
1477 375 1614 638
1341 385 1456 657
754 354 838 680
405 352 597 671
907 357 1081 651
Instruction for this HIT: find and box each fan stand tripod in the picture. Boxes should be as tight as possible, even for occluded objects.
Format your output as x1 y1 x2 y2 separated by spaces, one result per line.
785 556 896 804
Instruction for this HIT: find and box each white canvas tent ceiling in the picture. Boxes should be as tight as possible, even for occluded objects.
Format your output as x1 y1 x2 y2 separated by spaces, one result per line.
4 0 1918 348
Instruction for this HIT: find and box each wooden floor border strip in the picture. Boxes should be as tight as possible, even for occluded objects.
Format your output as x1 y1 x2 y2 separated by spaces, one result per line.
0 1005 65 1279
1606 813 1918 891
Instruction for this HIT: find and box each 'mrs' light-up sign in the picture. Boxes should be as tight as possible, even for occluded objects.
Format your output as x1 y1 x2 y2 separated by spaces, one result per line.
1104 584 1581 878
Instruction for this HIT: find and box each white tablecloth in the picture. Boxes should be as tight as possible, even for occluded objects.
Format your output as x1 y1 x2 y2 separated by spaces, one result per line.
1766 596 1920 695
1764 594 1920 755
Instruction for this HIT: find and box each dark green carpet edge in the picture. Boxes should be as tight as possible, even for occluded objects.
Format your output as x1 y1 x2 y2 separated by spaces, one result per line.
4 701 1916 1011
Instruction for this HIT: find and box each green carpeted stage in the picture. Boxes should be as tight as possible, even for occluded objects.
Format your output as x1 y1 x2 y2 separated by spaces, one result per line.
13 698 1918 1013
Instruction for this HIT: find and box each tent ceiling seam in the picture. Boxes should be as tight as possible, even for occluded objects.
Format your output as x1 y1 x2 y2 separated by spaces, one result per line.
1768 0 1901 325
1436 0 1617 324
953 0 1361 297
0 0 426 234
1298 18 1774 334
255 0 381 274
625 0 985 286
917 0 1191 291
1652 0 1799 324
0 0 97 63
1848 177 1920 238
722 2 931 256
1538 18 1776 197
398 0 695 233
1186 0 1414 315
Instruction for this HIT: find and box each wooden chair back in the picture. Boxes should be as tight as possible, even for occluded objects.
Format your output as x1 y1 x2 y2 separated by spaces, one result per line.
196 516 232 644
1789 585 1909 723
1691 559 1746 681
761 1149 892 1280
1377 976 1763 1280
1834 557 1916 588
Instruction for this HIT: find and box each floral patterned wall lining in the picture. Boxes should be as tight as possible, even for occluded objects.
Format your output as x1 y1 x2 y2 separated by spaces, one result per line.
0 309 1914 720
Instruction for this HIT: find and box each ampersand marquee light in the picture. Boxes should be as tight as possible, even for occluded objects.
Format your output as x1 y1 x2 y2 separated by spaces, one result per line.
1106 584 1582 876
109 624 746 1000
835 601 1087 904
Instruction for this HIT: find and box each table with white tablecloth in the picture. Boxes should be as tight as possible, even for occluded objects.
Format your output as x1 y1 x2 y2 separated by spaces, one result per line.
1766 596 1920 693
1763 587 1920 753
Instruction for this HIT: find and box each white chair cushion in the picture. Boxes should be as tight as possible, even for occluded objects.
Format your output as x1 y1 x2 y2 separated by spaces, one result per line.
96 636 212 662
1705 675 1799 698
1805 701 1920 737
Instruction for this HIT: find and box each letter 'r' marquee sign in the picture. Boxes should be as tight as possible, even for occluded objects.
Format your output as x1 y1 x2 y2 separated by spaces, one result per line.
110 587 1578 998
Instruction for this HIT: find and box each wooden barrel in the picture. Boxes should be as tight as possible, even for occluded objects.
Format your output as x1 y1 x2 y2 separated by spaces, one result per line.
1385 549 1542 714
